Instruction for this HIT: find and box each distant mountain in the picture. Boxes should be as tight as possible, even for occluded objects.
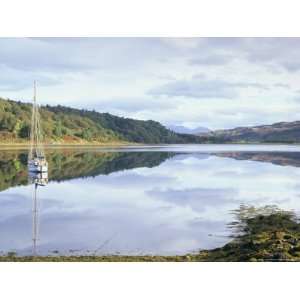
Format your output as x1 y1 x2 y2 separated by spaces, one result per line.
201 121 300 143
168 125 210 135
0 98 203 145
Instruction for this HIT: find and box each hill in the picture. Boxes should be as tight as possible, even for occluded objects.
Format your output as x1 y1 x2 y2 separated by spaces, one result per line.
0 98 202 144
4 97 300 145
200 121 300 143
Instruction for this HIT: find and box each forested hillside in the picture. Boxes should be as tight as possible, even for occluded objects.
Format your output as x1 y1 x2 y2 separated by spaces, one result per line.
201 121 300 143
0 98 202 144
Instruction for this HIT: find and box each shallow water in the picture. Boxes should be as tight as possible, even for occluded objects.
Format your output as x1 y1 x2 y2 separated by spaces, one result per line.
1 144 300 256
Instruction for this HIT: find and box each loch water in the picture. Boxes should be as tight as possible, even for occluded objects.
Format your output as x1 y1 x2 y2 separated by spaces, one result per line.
1 144 300 256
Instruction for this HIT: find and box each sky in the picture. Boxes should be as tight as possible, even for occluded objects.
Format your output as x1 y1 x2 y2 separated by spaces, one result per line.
1 37 300 130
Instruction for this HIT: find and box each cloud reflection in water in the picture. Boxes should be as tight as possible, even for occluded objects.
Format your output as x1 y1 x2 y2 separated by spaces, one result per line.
1 149 300 255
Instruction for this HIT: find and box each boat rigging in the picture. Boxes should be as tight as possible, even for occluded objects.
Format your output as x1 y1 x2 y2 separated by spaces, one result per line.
28 81 48 173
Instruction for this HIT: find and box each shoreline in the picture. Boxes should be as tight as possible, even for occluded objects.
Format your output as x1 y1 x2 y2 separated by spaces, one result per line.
1 142 300 151
0 254 197 262
0 142 138 149
3 206 300 262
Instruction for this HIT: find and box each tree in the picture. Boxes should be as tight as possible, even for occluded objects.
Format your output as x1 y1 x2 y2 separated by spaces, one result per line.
19 124 30 138
53 120 63 137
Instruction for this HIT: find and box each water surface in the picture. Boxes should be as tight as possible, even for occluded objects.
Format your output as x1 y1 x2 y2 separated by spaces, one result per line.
1 144 300 256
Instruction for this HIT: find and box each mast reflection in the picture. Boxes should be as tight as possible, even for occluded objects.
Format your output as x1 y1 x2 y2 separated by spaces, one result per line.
28 172 48 256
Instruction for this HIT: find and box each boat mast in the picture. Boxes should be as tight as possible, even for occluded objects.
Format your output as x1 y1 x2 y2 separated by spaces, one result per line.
29 81 45 160
29 82 35 161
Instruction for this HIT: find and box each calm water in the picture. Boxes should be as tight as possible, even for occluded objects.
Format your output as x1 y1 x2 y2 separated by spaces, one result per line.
1 144 300 256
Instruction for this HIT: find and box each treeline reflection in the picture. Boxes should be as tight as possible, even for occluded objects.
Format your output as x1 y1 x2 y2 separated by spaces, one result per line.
0 150 175 192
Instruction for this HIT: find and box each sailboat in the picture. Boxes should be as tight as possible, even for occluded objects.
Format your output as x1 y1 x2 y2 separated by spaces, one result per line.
28 82 48 173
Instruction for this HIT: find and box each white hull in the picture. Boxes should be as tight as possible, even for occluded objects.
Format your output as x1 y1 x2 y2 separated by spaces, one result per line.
28 161 48 173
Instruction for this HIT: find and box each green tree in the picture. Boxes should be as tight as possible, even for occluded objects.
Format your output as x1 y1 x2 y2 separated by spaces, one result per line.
19 124 30 138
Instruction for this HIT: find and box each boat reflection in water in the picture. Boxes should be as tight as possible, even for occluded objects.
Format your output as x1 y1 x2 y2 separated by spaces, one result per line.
28 171 48 187
28 171 48 256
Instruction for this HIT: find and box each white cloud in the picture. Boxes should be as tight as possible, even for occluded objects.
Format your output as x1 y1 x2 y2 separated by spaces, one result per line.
1 37 300 130
148 78 269 99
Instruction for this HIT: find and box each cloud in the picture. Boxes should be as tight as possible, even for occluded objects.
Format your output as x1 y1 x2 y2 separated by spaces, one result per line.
93 172 176 187
148 79 237 99
148 78 269 99
0 38 179 73
189 54 232 66
228 38 300 73
273 83 290 89
183 38 300 73
81 96 177 114
0 65 61 91
0 37 300 130
147 187 237 212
